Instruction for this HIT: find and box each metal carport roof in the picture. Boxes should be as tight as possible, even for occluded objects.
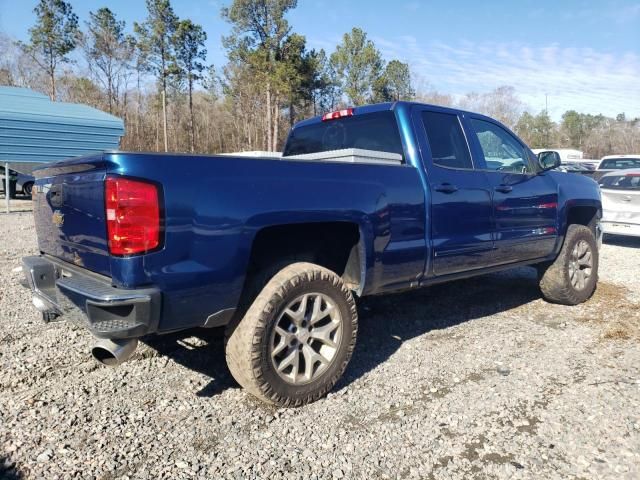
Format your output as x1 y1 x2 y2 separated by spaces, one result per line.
0 86 124 173
0 86 124 212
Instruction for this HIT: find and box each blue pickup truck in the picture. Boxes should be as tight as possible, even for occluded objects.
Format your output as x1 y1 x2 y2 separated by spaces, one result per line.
22 102 602 406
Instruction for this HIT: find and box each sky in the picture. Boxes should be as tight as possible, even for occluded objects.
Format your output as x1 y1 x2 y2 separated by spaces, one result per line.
1 0 639 119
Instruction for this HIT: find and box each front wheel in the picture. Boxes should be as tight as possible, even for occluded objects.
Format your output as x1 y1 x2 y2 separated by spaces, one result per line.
225 262 358 407
539 224 599 305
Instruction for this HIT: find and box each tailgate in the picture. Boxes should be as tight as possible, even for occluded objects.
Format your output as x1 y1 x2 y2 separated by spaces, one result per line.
33 154 111 276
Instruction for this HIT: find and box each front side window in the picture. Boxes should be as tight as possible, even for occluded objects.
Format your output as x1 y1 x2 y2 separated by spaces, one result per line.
471 119 531 174
421 111 473 169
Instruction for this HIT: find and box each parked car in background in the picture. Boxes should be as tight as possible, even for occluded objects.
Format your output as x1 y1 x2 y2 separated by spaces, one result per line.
0 166 35 197
21 102 602 407
594 155 640 181
578 160 598 171
554 162 595 175
598 169 640 237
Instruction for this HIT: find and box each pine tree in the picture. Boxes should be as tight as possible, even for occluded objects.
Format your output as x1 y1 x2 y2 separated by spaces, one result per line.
134 0 178 152
330 28 383 106
18 0 79 100
374 60 414 102
173 20 207 153
222 0 297 151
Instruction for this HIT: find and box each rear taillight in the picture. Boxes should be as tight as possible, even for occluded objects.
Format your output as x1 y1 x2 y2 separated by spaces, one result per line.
105 176 160 256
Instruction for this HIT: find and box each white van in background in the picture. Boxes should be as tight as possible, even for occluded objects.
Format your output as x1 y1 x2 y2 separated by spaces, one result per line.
531 148 583 163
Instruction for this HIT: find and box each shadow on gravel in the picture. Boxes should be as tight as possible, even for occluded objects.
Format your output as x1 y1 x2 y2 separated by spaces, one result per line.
143 267 541 398
0 455 24 479
338 267 540 389
142 327 238 398
603 234 640 248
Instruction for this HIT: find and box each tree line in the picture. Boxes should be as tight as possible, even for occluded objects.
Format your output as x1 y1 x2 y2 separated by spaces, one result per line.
0 0 638 158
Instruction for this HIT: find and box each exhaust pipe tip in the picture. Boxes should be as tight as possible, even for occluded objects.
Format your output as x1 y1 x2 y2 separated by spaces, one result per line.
91 338 138 367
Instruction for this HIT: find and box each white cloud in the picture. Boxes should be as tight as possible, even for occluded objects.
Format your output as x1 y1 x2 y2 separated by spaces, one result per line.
373 38 640 118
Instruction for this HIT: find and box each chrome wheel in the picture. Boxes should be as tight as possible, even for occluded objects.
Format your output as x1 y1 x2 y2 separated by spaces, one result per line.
568 240 593 291
270 292 343 385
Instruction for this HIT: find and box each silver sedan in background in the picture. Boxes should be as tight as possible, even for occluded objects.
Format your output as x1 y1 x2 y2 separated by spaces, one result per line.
0 167 35 197
598 168 640 237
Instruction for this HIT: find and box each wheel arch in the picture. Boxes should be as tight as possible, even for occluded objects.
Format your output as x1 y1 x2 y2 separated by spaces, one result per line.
243 220 370 298
565 203 601 231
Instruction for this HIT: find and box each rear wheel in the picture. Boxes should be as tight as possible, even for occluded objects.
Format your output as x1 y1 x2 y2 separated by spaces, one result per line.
42 311 60 323
539 224 598 305
22 182 34 197
225 262 358 406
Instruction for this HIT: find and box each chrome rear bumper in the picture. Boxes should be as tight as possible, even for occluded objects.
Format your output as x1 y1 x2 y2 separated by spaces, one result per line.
21 255 161 339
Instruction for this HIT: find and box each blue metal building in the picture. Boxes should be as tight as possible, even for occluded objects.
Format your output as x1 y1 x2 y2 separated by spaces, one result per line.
0 86 124 173
0 86 124 211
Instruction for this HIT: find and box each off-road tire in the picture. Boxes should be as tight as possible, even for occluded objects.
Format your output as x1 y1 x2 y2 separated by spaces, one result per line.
23 182 34 197
539 224 598 305
42 311 60 323
225 262 358 407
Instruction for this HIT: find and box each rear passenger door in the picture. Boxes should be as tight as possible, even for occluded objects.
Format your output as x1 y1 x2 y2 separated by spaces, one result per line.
464 116 559 264
412 106 495 276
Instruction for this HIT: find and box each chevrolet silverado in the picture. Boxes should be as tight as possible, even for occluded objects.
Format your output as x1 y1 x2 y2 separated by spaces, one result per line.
22 102 602 406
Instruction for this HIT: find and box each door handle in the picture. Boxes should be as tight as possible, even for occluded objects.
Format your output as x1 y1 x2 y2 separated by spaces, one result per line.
495 185 513 193
434 183 458 194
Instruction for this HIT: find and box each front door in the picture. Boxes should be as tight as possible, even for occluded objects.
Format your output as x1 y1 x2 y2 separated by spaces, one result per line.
413 107 495 276
464 116 559 264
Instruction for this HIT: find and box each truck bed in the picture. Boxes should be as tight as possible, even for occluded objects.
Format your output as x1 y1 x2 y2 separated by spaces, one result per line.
32 150 426 333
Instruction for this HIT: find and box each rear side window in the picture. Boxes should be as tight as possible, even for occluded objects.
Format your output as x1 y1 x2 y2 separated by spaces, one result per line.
283 111 404 159
421 111 473 169
599 158 640 170
599 174 640 190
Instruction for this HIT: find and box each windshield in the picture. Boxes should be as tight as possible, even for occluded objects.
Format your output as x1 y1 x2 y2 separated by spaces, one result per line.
599 174 640 190
283 111 404 160
599 158 640 170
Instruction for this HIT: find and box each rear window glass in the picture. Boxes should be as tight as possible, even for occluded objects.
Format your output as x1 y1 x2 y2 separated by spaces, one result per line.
283 111 404 160
599 174 640 190
422 111 473 169
599 158 640 169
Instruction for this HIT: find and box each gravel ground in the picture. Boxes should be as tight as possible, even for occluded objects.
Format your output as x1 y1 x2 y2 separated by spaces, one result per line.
1 212 639 480
0 197 33 214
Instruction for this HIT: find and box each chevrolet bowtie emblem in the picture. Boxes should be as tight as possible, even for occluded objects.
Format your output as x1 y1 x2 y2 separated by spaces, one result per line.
52 210 65 227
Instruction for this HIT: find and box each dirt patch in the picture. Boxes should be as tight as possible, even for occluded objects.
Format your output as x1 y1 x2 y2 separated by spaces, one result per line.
515 416 541 435
576 282 640 340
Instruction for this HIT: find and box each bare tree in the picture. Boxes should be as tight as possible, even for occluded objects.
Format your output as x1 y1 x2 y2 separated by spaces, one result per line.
81 8 134 114
459 86 523 128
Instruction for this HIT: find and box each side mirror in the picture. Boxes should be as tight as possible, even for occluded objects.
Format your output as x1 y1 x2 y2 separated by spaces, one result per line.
537 151 561 171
